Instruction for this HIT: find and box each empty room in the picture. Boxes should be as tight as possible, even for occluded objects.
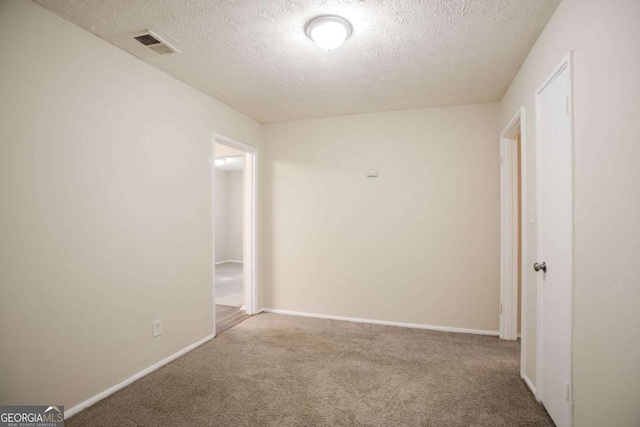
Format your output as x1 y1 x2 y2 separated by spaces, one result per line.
0 1 638 426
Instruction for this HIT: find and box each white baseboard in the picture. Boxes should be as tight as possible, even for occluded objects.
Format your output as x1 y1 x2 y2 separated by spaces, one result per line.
215 260 243 265
261 308 499 336
523 374 538 399
65 334 215 419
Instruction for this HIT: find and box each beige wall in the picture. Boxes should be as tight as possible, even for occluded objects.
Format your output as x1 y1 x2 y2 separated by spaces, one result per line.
227 171 244 261
0 0 261 410
500 0 640 425
215 169 229 262
214 169 244 262
263 103 501 331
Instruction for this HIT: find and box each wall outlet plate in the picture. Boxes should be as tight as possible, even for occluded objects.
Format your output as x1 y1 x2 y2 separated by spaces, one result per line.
153 319 162 338
366 169 378 177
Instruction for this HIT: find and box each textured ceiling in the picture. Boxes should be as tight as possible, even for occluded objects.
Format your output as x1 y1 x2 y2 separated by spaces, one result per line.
33 0 560 123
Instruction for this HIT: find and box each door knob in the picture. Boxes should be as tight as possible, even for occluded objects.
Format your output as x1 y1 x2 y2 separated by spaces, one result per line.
534 262 547 273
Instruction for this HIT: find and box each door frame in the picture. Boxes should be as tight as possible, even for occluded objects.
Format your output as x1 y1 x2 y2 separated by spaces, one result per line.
211 133 259 336
499 107 527 359
534 51 574 409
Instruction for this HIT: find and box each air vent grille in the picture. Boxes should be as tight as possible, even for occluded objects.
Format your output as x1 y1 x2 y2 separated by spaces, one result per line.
133 31 180 55
134 34 160 46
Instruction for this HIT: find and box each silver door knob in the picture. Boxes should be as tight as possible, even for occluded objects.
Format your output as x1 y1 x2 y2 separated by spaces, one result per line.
534 262 547 273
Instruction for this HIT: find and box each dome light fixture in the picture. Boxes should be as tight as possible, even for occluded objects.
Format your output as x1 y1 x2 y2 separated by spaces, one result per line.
305 15 353 51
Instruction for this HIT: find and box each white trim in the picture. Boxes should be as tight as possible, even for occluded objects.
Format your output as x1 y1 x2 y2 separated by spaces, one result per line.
65 334 214 419
213 134 259 317
248 151 258 314
536 52 572 96
214 260 243 265
520 112 528 380
502 108 524 139
214 133 257 154
210 140 219 333
534 51 574 414
523 374 538 399
262 308 499 336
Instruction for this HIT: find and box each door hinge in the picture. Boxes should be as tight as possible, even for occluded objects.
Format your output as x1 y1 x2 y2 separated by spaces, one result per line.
565 96 570 116
566 383 571 402
500 155 503 166
500 304 503 314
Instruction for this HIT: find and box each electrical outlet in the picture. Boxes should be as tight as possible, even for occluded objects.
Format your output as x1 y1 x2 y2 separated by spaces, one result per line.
153 319 162 338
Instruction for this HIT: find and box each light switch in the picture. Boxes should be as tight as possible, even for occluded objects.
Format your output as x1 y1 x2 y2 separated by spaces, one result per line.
366 170 378 177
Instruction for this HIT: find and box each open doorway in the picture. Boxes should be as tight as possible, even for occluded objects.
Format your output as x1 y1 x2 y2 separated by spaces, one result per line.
499 107 526 355
213 135 257 335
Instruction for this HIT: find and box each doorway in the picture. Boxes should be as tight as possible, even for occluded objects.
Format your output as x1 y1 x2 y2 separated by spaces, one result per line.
500 107 526 350
213 134 258 335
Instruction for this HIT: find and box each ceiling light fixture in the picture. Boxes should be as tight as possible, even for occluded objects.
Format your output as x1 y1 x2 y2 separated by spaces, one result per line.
215 158 226 166
305 15 352 51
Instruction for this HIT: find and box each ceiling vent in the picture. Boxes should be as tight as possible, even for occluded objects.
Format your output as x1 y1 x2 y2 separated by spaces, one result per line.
134 31 180 55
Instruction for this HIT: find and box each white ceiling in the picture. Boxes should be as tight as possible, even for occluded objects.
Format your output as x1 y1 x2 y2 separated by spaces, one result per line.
34 0 560 124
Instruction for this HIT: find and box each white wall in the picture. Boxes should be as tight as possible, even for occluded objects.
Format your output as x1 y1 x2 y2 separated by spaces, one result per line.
500 0 640 425
215 169 229 262
214 169 243 262
263 103 501 332
227 171 244 261
0 0 261 410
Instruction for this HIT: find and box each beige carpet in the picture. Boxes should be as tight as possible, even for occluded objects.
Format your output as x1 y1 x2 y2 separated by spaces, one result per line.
67 313 553 426
216 304 250 335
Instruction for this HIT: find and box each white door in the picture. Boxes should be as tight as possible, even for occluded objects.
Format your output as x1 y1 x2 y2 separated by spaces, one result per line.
536 60 572 427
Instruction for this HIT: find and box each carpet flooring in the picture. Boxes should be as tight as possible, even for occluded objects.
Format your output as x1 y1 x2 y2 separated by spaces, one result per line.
216 305 250 335
67 313 553 427
215 262 243 306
